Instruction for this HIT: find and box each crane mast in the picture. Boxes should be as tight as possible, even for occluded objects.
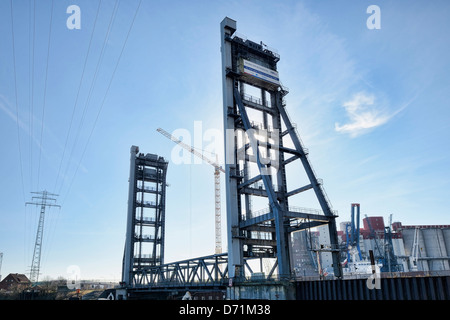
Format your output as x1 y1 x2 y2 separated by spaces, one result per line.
157 128 225 254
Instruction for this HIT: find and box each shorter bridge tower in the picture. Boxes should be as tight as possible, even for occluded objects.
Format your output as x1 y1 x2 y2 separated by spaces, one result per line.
122 146 168 286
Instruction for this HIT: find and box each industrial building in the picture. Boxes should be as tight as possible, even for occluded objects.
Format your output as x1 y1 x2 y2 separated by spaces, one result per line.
291 212 450 275
395 223 450 272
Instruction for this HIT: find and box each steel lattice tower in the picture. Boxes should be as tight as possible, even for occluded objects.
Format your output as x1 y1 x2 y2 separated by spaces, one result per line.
220 17 342 279
26 191 60 283
122 146 168 286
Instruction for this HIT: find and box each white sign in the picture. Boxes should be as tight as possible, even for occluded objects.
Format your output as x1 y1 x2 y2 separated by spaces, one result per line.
242 59 279 85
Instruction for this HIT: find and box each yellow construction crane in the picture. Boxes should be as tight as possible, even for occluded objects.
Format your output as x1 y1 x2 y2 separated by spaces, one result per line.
156 128 225 254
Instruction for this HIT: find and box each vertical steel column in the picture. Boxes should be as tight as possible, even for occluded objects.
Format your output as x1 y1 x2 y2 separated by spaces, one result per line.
221 17 242 279
159 164 167 265
122 145 139 285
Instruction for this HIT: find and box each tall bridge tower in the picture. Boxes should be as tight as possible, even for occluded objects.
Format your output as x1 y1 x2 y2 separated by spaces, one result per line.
122 146 168 286
220 17 342 279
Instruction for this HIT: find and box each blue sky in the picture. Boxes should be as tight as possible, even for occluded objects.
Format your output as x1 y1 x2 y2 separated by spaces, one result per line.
0 0 449 281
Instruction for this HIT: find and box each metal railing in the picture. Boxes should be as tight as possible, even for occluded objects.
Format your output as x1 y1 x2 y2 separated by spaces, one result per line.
134 234 157 241
136 200 160 208
135 216 156 223
243 206 335 221
137 185 160 192
242 93 270 108
231 32 280 61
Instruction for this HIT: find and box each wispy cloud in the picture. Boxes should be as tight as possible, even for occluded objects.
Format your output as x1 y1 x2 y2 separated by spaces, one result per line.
335 92 408 138
0 94 44 151
0 94 89 189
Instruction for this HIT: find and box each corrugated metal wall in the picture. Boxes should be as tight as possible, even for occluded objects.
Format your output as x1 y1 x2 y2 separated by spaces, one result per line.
296 276 450 300
403 228 450 271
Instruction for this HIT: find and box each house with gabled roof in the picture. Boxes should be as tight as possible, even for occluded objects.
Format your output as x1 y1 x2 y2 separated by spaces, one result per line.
0 273 31 291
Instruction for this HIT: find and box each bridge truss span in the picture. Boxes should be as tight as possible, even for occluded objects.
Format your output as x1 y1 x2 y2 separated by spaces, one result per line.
131 253 229 288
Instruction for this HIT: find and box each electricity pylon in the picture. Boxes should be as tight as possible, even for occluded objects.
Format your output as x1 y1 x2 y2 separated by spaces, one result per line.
26 191 60 283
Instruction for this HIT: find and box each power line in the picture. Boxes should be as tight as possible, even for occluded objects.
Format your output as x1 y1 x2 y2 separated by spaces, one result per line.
62 0 142 204
53 0 103 193
10 0 26 202
36 0 54 191
29 0 36 192
58 0 120 195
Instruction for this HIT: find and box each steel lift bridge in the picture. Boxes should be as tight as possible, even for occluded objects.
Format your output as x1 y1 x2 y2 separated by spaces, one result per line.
121 18 342 295
220 17 342 280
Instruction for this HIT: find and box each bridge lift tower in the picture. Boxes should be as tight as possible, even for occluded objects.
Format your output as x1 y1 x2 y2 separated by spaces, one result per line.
221 17 342 280
122 146 168 286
